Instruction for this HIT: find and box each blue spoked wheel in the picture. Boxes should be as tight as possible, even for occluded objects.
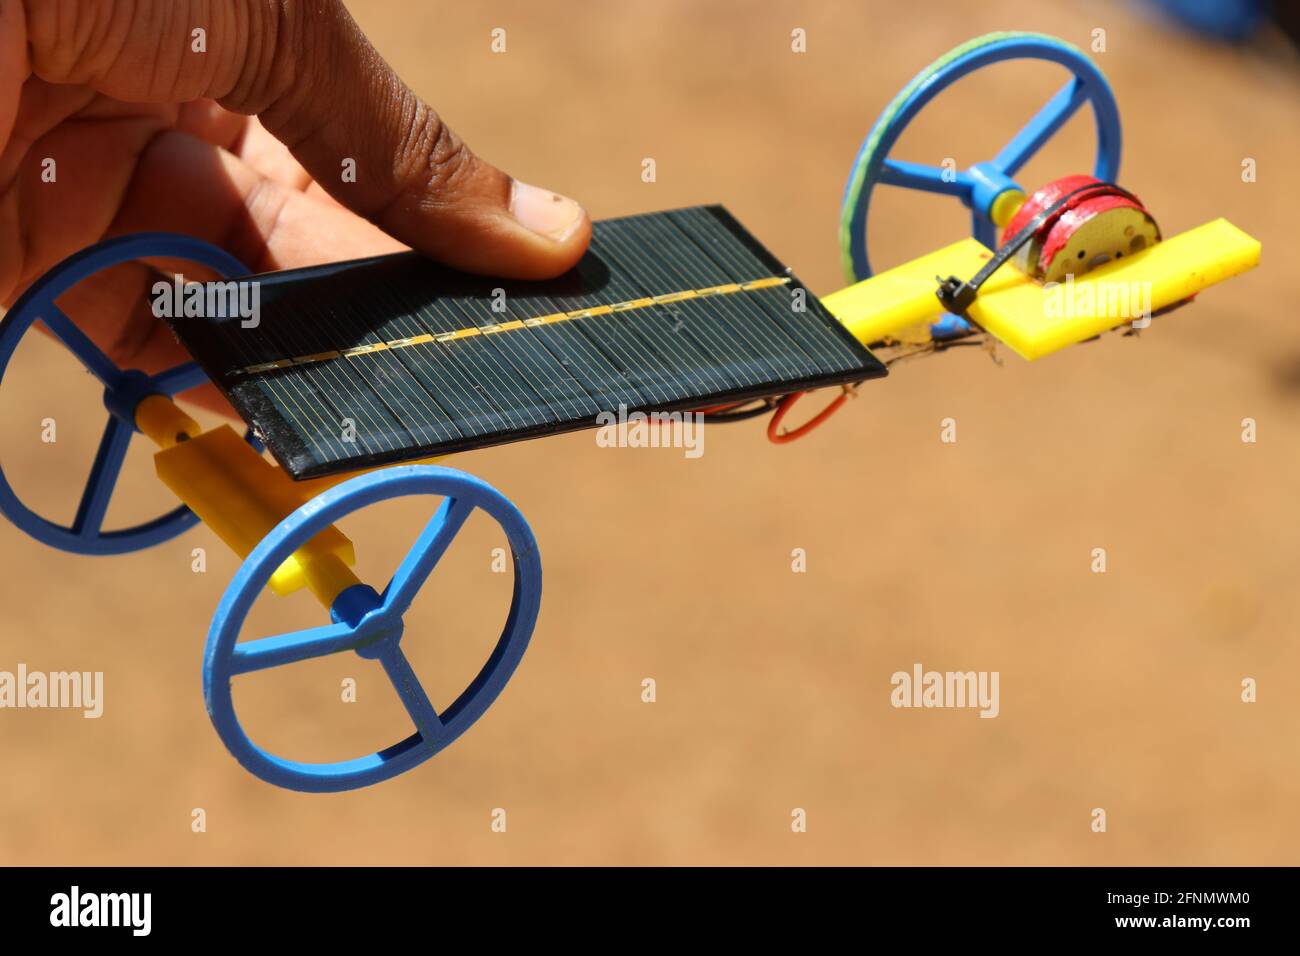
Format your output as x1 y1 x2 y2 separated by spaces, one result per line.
838 32 1122 285
0 233 256 555
203 465 543 793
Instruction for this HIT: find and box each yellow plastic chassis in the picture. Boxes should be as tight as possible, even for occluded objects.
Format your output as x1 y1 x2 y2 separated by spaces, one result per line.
823 219 1261 359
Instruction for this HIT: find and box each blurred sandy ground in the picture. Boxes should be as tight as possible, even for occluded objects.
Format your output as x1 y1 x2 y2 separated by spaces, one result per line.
2 0 1299 865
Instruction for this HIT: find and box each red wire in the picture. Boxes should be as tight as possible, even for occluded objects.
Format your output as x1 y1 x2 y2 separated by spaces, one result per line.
663 390 852 442
767 389 850 444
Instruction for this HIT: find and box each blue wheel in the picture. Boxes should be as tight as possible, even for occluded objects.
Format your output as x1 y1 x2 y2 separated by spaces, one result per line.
838 32 1122 284
0 234 254 555
203 465 543 793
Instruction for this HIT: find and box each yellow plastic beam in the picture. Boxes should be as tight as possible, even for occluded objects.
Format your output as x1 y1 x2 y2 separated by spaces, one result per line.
135 394 200 449
823 218 1261 361
822 239 1015 347
136 391 443 602
152 425 358 601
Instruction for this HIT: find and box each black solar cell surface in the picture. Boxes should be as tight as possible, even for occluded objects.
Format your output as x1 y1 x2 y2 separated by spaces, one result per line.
166 205 887 478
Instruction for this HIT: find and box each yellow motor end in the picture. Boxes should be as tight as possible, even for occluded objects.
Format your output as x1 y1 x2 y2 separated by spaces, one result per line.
990 189 1026 230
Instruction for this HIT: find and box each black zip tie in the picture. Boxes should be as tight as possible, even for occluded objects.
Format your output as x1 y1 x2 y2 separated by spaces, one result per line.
935 181 1145 319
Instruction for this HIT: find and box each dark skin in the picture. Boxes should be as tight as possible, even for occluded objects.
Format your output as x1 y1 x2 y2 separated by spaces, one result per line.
0 0 592 411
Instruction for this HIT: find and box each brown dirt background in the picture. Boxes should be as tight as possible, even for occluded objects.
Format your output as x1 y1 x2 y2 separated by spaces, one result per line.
2 0 1299 865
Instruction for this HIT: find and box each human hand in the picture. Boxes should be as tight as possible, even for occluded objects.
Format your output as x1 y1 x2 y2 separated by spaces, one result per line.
0 0 592 408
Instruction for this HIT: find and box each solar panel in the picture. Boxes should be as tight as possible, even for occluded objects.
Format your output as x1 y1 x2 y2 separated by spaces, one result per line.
165 205 887 478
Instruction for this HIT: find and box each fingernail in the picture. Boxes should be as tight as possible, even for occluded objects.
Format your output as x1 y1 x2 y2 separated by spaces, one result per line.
511 181 584 242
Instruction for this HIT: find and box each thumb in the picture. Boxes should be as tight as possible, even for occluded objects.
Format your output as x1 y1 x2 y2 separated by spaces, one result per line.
22 0 592 278
246 2 591 279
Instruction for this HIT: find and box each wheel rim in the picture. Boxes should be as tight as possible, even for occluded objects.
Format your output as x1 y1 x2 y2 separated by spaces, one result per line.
0 233 252 555
838 31 1122 284
203 465 543 793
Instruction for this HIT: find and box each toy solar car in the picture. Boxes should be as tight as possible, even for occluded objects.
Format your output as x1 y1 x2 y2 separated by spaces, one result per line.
0 32 1259 791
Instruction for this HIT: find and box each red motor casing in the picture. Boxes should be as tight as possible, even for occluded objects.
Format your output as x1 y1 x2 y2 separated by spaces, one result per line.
1000 174 1161 282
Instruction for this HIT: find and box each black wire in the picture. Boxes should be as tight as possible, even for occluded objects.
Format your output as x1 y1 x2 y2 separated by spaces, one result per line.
700 399 779 424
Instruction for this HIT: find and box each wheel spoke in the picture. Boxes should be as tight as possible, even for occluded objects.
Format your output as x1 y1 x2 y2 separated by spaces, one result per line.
39 303 123 386
381 496 475 615
150 361 209 396
378 645 444 745
879 159 972 197
993 77 1090 177
71 417 132 538
229 622 361 676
